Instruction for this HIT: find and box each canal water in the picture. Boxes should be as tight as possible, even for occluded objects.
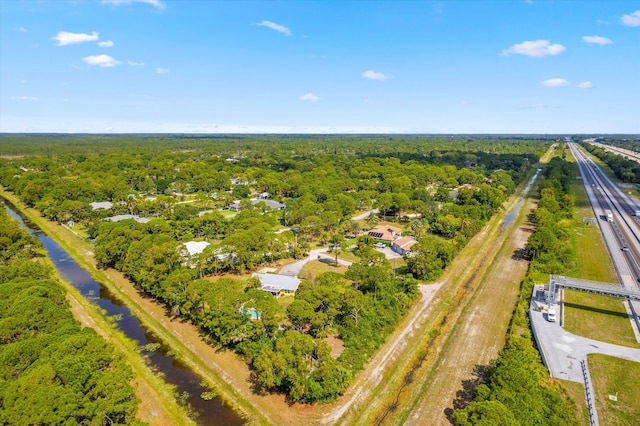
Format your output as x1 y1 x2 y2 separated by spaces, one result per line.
3 200 244 426
501 168 543 232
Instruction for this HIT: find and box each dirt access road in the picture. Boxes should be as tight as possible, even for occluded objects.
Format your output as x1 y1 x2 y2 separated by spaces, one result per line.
402 194 537 425
340 155 550 425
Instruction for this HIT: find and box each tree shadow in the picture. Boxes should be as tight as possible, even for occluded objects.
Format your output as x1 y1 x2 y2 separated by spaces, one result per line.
247 372 304 407
319 257 340 267
511 247 531 261
247 371 270 396
564 301 631 319
444 364 488 424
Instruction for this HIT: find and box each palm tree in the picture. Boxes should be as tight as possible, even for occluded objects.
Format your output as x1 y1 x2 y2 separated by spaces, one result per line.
329 234 346 265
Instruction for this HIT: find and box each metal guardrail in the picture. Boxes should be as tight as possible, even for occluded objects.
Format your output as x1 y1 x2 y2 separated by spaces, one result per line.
529 286 552 374
581 359 599 426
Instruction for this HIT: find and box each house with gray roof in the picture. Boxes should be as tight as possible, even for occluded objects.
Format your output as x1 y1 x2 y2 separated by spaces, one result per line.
229 198 286 212
391 236 417 255
104 214 150 224
254 273 301 297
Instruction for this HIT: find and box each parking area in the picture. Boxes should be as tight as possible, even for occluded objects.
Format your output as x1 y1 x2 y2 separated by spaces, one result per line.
529 285 640 383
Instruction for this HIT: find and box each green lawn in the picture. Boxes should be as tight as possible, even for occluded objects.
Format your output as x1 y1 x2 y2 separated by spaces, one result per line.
563 290 639 348
570 177 617 283
66 223 90 239
298 260 348 281
277 295 295 311
589 354 640 426
218 209 237 218
339 250 361 263
559 379 590 426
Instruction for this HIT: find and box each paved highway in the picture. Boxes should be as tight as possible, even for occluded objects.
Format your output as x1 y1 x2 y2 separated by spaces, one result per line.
568 142 640 327
585 139 640 164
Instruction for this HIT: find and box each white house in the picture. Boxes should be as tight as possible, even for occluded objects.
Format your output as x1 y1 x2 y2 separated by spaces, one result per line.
182 241 211 257
104 214 150 223
180 241 211 269
90 201 113 210
229 198 286 212
254 273 301 297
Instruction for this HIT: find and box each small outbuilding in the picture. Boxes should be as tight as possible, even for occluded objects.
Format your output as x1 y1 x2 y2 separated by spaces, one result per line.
392 236 417 255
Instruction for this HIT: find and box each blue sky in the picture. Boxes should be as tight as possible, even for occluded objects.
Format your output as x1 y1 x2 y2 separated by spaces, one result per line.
1 0 639 134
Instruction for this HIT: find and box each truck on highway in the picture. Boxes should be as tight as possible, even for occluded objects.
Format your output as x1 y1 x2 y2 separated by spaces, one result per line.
547 308 557 322
605 209 613 222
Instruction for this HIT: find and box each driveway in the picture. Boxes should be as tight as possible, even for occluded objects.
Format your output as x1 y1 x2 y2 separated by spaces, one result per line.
278 248 352 277
352 209 379 221
375 245 403 260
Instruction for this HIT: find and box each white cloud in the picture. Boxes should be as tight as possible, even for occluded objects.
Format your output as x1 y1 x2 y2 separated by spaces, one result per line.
101 0 165 9
52 31 99 46
542 78 570 87
362 70 389 80
501 39 566 57
578 81 593 89
12 96 38 101
582 35 613 45
128 60 145 66
82 54 121 67
156 68 170 74
621 10 640 26
300 93 320 102
255 20 292 36
17 27 28 33
98 40 114 48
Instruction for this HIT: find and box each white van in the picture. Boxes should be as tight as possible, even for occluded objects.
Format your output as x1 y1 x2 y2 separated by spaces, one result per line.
547 308 557 322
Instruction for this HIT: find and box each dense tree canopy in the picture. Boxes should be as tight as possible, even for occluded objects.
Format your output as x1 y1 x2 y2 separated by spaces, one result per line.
580 140 640 184
0 134 547 403
525 154 576 274
0 208 141 425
